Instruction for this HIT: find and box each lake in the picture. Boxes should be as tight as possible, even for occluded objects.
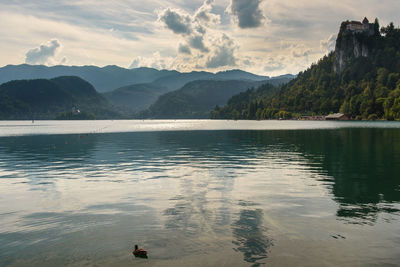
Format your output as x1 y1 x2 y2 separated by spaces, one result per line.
0 120 399 266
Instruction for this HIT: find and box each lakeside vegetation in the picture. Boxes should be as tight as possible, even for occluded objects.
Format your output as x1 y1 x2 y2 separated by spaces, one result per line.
54 111 95 120
1 22 399 121
211 22 400 120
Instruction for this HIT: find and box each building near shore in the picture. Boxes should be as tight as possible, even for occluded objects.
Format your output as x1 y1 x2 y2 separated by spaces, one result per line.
300 115 325 121
325 113 349 121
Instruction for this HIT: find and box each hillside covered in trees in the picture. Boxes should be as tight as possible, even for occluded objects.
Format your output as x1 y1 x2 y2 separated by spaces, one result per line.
139 80 263 119
0 76 116 119
212 20 400 120
138 76 292 119
103 83 169 115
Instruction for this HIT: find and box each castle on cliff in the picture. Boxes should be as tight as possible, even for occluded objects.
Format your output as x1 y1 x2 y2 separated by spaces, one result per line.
334 17 379 73
345 17 375 36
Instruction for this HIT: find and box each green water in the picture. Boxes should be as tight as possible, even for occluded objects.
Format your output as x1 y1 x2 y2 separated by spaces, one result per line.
0 121 399 266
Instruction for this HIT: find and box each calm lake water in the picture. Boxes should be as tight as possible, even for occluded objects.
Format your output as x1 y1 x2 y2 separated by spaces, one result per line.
0 120 400 266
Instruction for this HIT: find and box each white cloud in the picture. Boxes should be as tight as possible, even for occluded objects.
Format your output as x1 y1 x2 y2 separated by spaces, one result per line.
25 39 62 65
320 34 337 54
194 0 221 26
206 34 237 68
264 57 285 72
0 10 171 68
157 0 223 55
156 0 240 69
1 0 400 75
291 48 312 58
129 51 172 70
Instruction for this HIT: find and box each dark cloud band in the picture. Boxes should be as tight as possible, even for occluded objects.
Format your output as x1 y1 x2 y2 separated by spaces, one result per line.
229 0 265 29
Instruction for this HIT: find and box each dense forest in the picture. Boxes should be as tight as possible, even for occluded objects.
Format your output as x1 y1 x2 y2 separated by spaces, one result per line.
212 21 400 120
0 76 116 120
138 76 292 119
103 83 169 115
139 80 261 119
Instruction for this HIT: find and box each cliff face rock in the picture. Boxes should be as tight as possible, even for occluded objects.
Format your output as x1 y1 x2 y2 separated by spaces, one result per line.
334 18 379 73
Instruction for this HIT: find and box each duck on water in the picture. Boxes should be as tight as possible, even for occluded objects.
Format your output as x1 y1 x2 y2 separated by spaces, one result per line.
133 245 148 258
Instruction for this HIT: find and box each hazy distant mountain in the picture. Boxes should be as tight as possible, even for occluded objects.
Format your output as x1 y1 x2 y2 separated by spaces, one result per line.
0 64 294 119
103 83 169 114
214 69 270 81
269 74 296 82
104 73 293 116
151 69 269 91
0 76 116 119
0 64 271 93
0 64 176 93
140 80 268 119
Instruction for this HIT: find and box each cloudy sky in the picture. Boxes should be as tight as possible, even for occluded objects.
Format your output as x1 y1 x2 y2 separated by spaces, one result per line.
1 0 399 76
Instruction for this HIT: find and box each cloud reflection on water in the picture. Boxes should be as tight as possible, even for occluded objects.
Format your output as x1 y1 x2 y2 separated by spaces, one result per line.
232 201 272 266
0 128 399 265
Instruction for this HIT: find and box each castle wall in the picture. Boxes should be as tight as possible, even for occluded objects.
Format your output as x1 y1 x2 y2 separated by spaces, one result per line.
347 24 365 32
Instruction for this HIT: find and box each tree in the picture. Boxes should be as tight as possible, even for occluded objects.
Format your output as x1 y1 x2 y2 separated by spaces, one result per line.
211 22 400 121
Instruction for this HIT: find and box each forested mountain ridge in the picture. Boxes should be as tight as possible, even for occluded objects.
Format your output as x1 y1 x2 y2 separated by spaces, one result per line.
0 65 175 93
0 65 295 119
210 83 279 119
0 64 271 93
150 69 269 91
137 80 262 118
0 76 116 119
212 19 400 120
103 83 169 114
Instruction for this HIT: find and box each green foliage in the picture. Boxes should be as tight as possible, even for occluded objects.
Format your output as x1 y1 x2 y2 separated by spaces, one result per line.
103 83 169 114
212 22 400 121
140 80 266 119
55 111 95 120
367 113 378 120
0 76 118 120
210 83 285 119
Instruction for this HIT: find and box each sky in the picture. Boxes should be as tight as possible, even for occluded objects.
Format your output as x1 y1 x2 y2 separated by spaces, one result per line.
1 0 399 76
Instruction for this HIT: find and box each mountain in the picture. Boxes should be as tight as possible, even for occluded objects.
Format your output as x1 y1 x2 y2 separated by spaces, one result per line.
139 80 267 119
0 64 289 116
136 75 294 119
0 63 293 118
269 74 296 82
214 69 270 81
212 19 400 120
0 65 272 93
102 71 289 115
151 70 269 91
0 65 176 93
0 76 116 119
210 83 279 119
103 83 169 114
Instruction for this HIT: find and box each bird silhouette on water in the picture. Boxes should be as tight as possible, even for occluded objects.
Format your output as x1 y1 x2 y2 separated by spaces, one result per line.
133 244 148 258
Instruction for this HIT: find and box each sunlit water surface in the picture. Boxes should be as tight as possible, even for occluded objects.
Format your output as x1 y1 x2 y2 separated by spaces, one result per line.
0 120 400 266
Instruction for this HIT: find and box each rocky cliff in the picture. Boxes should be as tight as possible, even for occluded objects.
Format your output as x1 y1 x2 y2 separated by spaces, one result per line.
334 18 379 73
